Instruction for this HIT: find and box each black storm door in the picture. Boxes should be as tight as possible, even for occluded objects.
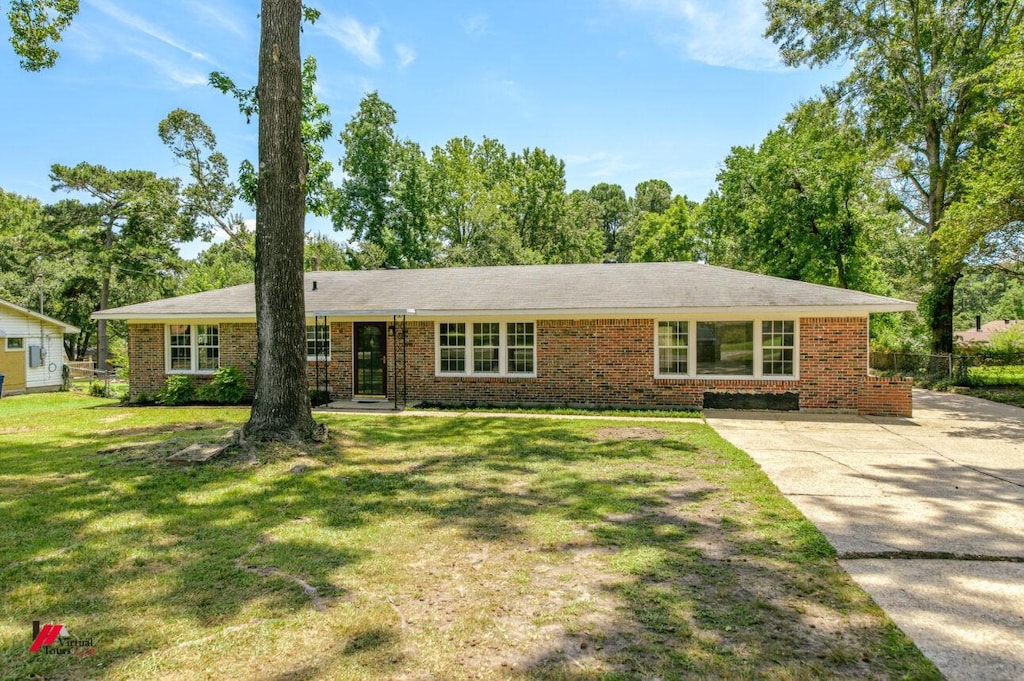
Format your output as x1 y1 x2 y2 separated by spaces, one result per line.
354 322 387 397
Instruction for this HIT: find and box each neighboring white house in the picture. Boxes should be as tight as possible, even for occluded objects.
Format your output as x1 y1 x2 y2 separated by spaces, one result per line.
0 298 79 395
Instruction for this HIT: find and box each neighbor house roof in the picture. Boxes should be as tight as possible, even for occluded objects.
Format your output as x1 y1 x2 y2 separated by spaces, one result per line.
0 297 80 334
955 319 1024 344
93 262 917 320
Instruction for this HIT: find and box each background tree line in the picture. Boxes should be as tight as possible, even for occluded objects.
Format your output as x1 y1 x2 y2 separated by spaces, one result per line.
5 0 1024 370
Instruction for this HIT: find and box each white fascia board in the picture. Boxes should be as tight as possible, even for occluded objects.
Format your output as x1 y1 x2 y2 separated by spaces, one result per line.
93 313 257 322
310 309 417 317
95 303 915 322
411 304 914 318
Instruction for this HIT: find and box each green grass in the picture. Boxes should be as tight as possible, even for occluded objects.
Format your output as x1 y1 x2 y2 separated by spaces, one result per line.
0 392 939 680
966 364 1024 386
952 384 1024 408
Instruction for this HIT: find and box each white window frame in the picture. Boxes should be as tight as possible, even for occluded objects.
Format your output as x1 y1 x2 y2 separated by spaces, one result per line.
435 321 537 378
438 322 468 374
165 323 220 375
306 323 331 361
760 320 797 378
654 318 800 380
472 322 501 374
6 337 24 350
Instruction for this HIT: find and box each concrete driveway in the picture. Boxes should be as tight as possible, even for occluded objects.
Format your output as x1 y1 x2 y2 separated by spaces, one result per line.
707 389 1024 681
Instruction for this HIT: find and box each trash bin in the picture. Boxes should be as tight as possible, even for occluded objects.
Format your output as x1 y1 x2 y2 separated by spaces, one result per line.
0 374 5 398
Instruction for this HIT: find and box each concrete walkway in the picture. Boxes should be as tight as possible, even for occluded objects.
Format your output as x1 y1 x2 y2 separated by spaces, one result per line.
707 389 1024 681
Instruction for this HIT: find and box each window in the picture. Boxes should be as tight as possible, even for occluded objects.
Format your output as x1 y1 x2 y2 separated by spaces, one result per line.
697 321 753 375
507 322 535 374
762 320 795 376
656 319 798 379
6 337 24 350
437 321 535 376
473 323 500 373
306 324 331 359
168 325 192 371
657 321 688 375
197 325 219 371
167 324 219 373
438 323 466 373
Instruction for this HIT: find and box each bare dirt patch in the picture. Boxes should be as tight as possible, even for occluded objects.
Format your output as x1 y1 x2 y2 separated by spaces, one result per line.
591 426 672 441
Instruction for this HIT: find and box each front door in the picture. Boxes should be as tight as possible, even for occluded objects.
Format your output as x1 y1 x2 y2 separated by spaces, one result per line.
353 322 387 397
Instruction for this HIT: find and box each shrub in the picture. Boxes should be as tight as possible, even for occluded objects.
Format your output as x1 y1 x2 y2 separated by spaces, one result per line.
196 366 249 404
309 389 331 406
88 381 109 398
132 391 157 406
159 375 195 406
989 324 1024 353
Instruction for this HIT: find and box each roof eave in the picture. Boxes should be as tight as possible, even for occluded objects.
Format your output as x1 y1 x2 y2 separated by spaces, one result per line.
0 299 80 333
94 303 916 321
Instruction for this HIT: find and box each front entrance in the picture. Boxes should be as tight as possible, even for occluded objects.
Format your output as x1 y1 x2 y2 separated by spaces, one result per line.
353 322 387 398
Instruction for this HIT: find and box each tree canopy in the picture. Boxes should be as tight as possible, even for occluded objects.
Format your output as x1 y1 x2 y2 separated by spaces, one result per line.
766 0 1024 351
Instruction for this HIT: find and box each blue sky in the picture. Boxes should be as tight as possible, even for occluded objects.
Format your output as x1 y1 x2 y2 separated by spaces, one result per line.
0 0 846 256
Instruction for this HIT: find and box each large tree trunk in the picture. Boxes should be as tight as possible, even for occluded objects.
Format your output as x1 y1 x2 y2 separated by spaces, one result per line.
927 272 961 355
97 274 109 370
244 0 314 441
97 221 114 370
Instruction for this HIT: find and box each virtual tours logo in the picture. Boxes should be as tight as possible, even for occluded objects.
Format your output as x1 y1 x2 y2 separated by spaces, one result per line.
30 621 96 657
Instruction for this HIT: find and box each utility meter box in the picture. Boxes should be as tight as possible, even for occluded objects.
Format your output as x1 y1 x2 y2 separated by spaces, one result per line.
28 345 46 368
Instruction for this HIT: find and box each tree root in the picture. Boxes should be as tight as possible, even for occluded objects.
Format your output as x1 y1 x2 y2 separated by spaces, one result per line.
235 546 330 612
173 619 270 649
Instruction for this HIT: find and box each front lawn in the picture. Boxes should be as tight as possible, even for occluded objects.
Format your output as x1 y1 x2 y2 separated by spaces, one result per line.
0 393 937 679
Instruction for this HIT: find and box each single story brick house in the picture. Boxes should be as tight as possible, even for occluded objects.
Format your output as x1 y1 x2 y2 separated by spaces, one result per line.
95 262 915 416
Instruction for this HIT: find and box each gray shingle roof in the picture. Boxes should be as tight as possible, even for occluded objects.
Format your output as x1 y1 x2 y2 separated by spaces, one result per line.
94 262 916 319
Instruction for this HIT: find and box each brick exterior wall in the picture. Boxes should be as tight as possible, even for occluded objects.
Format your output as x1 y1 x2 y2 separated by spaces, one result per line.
128 316 912 416
858 376 913 417
127 323 165 397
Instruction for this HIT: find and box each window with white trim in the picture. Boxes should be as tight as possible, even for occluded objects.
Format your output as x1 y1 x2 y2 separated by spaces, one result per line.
197 325 219 371
306 324 331 360
436 321 536 376
655 319 798 379
657 321 688 375
761 320 795 376
168 325 192 371
167 324 220 373
697 321 754 375
473 323 501 373
6 337 24 350
507 322 535 374
438 323 466 373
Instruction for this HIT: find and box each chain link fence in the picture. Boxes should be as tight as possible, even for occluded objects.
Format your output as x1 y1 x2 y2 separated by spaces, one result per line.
870 351 1024 386
869 352 952 380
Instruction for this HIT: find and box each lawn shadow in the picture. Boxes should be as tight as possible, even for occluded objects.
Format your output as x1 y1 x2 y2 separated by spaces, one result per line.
0 403 938 679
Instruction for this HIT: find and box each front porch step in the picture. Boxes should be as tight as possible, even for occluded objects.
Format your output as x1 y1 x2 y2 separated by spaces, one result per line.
318 399 419 412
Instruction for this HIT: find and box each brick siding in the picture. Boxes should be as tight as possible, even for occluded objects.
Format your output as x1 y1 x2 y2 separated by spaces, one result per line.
128 317 912 416
858 376 913 417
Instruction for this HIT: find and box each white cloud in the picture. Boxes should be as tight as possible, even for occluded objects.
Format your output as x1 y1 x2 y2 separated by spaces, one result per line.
462 13 489 37
123 46 208 87
184 1 249 40
63 22 107 62
564 151 642 180
317 13 382 67
87 0 214 63
395 43 417 69
619 0 782 71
